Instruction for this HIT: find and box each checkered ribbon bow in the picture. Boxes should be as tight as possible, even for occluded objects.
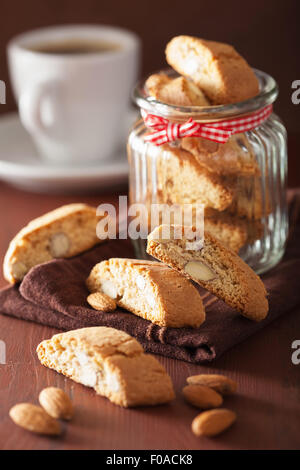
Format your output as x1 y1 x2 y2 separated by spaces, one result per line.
142 104 273 145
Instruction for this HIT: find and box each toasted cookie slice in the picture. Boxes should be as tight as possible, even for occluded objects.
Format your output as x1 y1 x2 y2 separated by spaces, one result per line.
181 134 259 176
204 213 248 253
165 36 259 104
147 225 268 321
4 203 101 284
37 327 175 408
86 258 205 328
154 144 234 211
226 175 270 221
146 73 210 106
205 208 263 249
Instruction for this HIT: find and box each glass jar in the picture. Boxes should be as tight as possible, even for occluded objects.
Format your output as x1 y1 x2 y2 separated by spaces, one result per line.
127 69 288 274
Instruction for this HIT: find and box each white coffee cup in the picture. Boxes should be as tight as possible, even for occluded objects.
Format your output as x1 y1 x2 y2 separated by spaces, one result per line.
7 25 140 165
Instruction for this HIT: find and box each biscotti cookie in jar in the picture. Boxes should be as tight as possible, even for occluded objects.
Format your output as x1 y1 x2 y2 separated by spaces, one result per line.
127 36 288 274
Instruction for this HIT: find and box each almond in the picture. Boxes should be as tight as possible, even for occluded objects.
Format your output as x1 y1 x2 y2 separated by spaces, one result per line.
184 260 216 281
192 409 236 437
9 403 61 435
11 261 27 281
50 232 70 257
183 384 223 409
187 374 237 395
39 387 74 420
100 280 118 299
87 292 117 312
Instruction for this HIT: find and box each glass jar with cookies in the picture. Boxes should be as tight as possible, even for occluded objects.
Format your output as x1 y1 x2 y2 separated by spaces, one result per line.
127 36 288 274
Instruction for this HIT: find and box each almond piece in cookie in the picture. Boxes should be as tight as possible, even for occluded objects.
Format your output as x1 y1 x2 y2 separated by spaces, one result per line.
86 259 205 328
3 203 102 284
146 73 210 106
147 225 268 321
166 36 259 104
37 327 175 408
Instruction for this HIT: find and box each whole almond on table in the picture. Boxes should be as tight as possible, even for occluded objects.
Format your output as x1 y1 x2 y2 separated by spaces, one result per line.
87 292 117 312
192 409 237 437
9 403 61 435
183 384 223 409
39 387 74 420
187 374 237 395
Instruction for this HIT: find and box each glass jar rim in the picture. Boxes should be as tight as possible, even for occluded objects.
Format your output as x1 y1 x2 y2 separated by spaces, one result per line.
133 68 278 122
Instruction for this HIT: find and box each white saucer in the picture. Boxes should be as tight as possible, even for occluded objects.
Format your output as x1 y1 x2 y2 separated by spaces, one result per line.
0 109 138 193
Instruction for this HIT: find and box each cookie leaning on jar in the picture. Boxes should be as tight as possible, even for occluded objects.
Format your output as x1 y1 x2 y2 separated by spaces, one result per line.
147 224 269 322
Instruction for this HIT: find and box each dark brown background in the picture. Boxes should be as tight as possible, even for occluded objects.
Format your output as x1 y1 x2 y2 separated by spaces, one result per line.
0 0 300 184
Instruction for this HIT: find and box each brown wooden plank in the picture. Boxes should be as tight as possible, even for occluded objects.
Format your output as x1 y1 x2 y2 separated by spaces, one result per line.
0 309 300 450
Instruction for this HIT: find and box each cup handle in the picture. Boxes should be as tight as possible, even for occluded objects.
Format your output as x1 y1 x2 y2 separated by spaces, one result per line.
18 82 58 136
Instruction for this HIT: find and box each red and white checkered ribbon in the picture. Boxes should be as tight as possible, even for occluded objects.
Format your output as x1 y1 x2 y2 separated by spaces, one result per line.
142 104 273 145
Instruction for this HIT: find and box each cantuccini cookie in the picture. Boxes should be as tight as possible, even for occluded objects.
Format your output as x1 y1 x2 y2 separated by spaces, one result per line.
3 203 101 284
165 36 259 104
37 327 175 408
145 73 210 106
144 201 249 253
205 207 263 247
226 175 270 220
204 213 248 253
204 209 264 251
181 134 259 176
86 258 205 328
154 145 234 211
147 225 268 321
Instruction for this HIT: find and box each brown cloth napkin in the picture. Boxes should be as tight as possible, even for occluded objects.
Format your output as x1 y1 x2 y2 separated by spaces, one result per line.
1 192 300 364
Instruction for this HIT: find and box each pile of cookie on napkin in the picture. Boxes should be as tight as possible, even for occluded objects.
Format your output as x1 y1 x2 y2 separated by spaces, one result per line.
1 191 300 364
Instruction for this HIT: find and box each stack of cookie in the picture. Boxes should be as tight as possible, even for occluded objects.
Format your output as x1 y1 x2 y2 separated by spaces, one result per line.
142 36 267 254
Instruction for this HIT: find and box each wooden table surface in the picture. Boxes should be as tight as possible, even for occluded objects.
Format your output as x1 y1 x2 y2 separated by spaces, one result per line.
0 181 299 450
